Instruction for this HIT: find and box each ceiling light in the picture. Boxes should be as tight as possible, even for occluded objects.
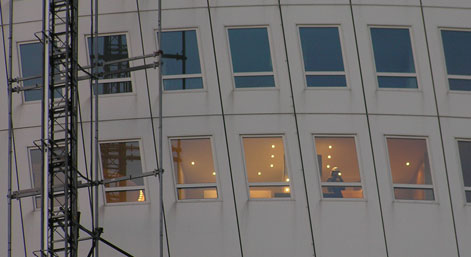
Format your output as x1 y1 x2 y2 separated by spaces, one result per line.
284 187 290 193
191 161 195 166
328 145 332 149
285 178 290 182
271 154 275 158
258 172 262 176
326 164 330 169
338 172 342 176
271 144 275 148
212 172 216 176
406 162 410 166
270 164 274 168
327 155 332 159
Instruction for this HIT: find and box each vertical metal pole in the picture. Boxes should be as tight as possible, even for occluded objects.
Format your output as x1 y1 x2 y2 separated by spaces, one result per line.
41 0 51 255
157 0 164 256
93 0 100 255
7 0 14 256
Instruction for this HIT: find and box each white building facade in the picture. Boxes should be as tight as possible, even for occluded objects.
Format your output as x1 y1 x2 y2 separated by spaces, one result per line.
1 0 471 256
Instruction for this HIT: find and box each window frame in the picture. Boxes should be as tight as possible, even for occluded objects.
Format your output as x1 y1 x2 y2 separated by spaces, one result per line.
313 134 365 200
85 32 134 96
297 25 349 89
157 27 206 92
240 134 293 200
169 136 221 202
439 28 471 93
226 26 278 90
18 40 48 103
455 138 471 204
98 139 148 205
384 135 436 202
369 26 420 90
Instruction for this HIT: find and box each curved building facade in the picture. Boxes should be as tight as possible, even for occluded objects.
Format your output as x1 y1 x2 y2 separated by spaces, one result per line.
1 0 471 256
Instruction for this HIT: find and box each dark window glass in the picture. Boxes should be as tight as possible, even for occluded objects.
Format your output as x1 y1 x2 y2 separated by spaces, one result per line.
441 30 471 76
234 76 275 88
161 30 202 75
371 28 415 73
377 76 418 89
449 79 471 91
20 43 43 101
299 27 344 72
306 75 347 87
88 35 132 94
466 191 471 203
458 141 471 187
228 28 273 73
163 78 203 91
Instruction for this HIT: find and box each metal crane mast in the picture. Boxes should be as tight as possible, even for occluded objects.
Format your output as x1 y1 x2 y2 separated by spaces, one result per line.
41 0 79 255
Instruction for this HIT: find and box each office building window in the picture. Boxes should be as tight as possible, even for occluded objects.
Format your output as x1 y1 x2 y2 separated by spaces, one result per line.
228 27 275 88
371 28 418 89
457 140 471 202
170 138 218 200
314 136 363 199
99 141 146 203
299 27 347 87
88 34 132 95
160 30 203 91
441 30 471 91
386 137 434 201
242 136 291 199
29 148 66 208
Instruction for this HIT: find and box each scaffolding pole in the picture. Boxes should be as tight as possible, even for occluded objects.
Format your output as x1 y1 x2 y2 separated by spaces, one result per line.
7 0 14 256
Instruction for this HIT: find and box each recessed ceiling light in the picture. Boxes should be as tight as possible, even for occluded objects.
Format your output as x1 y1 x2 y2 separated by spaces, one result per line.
271 154 275 158
327 155 332 159
284 187 290 193
285 178 290 182
406 162 410 166
270 164 274 168
328 145 333 149
271 144 275 149
326 165 330 169
212 172 216 176
258 172 262 176
191 161 195 166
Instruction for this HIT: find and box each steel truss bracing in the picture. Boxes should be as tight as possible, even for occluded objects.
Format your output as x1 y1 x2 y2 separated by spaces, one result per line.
42 0 80 256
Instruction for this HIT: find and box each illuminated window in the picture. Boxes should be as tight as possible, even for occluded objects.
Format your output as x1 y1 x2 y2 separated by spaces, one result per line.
159 30 203 90
386 137 434 201
457 140 471 202
370 27 418 89
228 27 275 88
299 27 347 87
170 138 218 200
242 136 291 199
99 141 146 203
441 30 471 91
87 34 132 95
314 136 363 199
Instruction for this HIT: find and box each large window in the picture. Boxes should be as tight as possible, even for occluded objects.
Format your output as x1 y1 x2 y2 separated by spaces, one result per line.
170 138 218 200
99 141 146 203
314 136 363 199
299 27 347 87
160 30 203 91
242 136 291 199
441 30 471 91
386 137 434 201
88 34 132 95
370 28 418 89
228 27 275 88
457 140 471 203
19 43 43 101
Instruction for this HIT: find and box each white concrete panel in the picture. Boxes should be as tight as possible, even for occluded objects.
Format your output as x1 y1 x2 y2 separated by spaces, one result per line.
280 0 349 5
352 5 438 116
281 5 366 114
224 114 314 257
440 117 471 256
422 7 471 118
160 116 242 257
209 0 277 8
422 0 471 8
370 115 459 257
297 114 387 257
352 0 420 6
210 6 294 115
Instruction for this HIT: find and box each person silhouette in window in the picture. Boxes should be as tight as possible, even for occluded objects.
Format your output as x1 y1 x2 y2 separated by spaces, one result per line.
325 167 345 198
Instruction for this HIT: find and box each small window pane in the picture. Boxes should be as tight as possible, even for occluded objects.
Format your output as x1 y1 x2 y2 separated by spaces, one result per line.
387 138 432 185
458 141 471 187
371 28 415 73
315 137 361 183
322 186 363 199
378 76 418 89
234 75 275 88
100 142 144 187
105 190 146 203
20 43 43 101
249 186 291 199
441 30 471 76
394 188 434 201
161 30 202 75
299 27 344 72
178 188 218 200
88 35 130 79
466 191 471 203
243 137 289 183
97 81 132 95
228 28 273 73
306 75 346 88
163 78 203 91
449 79 471 91
171 138 216 185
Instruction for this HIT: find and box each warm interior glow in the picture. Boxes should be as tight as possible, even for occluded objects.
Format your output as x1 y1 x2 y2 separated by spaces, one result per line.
406 162 410 166
258 172 262 176
326 164 330 169
270 164 274 168
285 178 290 182
328 145 333 149
138 190 145 202
191 161 195 166
271 154 275 158
284 187 290 193
327 155 332 159
271 144 275 148
212 171 216 176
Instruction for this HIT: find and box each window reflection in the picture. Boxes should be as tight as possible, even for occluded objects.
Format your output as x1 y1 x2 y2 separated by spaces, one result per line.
242 137 291 199
314 137 363 199
170 138 218 200
100 141 146 203
441 30 471 91
457 140 471 203
386 137 434 201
